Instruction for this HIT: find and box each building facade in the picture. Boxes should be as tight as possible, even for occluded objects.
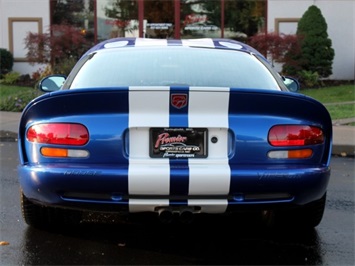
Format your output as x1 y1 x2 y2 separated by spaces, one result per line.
0 0 50 75
267 0 355 80
1 0 354 81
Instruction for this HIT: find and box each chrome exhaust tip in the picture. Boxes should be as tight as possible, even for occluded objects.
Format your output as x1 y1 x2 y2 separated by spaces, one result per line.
179 210 194 224
158 209 174 224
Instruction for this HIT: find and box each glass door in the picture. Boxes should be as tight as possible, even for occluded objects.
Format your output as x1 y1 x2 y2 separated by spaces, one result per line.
143 0 175 38
93 0 266 41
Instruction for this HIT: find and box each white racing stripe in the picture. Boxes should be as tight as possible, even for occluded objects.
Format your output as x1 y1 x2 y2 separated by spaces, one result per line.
128 86 231 214
128 89 169 158
188 88 230 128
128 87 170 128
129 199 169 213
188 199 228 213
188 89 231 213
135 38 168 47
181 38 215 48
128 88 170 211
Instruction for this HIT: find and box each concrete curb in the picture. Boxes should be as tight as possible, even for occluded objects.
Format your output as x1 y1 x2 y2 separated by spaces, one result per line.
332 125 355 157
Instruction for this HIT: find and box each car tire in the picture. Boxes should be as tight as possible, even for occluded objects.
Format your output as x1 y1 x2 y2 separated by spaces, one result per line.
276 193 327 228
298 193 327 228
21 191 82 228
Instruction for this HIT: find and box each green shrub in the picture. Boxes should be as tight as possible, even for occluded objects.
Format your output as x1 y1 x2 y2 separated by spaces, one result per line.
52 57 77 75
298 70 320 88
0 48 14 77
295 5 334 78
282 6 335 79
2 71 21 85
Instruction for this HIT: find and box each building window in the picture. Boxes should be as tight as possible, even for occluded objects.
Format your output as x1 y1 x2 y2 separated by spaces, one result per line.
8 18 42 62
275 18 299 35
51 0 95 44
97 0 138 41
50 0 266 42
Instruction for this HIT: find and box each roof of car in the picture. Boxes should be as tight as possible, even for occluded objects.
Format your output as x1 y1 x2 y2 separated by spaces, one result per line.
82 37 266 61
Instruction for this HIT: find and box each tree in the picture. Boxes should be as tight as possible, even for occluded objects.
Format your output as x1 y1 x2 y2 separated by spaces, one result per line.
25 24 89 75
104 0 138 37
286 5 334 78
202 0 265 37
53 0 86 26
52 0 95 43
0 48 14 77
248 33 299 66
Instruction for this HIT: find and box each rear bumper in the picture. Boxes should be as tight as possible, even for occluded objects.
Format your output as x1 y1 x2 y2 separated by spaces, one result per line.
18 163 330 214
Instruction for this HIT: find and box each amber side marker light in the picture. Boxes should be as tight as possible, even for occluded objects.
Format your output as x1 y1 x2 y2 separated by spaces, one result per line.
27 123 89 158
268 125 324 159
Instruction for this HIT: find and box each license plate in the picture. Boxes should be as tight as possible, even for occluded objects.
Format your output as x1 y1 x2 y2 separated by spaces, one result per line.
150 128 208 158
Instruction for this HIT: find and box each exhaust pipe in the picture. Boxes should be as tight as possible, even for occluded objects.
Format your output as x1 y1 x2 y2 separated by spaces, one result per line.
157 207 197 224
179 210 194 224
158 209 174 224
261 210 275 227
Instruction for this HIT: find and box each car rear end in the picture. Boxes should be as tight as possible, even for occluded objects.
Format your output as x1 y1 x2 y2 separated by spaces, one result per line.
18 39 332 227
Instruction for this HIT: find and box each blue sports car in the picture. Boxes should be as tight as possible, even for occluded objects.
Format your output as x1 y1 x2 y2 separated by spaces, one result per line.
18 38 332 228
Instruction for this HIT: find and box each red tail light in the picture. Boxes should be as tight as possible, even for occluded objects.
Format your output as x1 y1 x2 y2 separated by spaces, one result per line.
27 123 89 145
268 125 324 146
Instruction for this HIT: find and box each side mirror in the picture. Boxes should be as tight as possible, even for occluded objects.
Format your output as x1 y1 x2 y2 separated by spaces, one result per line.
283 76 300 92
38 75 66 92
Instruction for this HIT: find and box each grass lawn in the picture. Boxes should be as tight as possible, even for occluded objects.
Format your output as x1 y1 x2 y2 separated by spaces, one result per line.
300 85 355 104
1 84 354 121
300 85 354 121
0 84 43 112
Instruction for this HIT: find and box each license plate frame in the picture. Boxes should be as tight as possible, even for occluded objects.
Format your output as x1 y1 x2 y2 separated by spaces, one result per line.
150 128 208 159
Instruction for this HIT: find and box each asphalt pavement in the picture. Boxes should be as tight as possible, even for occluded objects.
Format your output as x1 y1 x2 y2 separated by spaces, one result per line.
0 111 354 157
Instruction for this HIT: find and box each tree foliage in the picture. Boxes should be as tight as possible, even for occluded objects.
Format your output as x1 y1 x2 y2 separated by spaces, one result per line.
104 0 265 38
284 5 334 78
144 0 174 23
104 0 138 36
0 48 14 77
104 0 191 38
52 0 95 42
202 0 265 37
248 33 299 66
53 0 94 27
24 24 89 75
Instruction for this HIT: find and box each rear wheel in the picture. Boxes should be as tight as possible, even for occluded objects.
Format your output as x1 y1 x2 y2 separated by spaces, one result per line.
21 191 82 228
276 193 327 228
297 193 327 228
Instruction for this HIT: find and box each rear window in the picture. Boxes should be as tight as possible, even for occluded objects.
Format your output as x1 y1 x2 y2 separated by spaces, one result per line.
69 47 280 90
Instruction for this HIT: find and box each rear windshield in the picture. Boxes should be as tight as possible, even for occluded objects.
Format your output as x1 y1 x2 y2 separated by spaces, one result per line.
69 47 280 90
